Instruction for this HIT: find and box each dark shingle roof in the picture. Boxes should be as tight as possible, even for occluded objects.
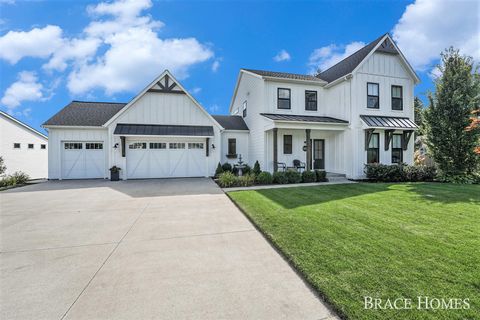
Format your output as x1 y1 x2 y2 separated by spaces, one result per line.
242 69 325 82
317 33 387 83
43 101 126 126
212 115 249 130
360 115 417 129
114 123 214 136
260 113 348 124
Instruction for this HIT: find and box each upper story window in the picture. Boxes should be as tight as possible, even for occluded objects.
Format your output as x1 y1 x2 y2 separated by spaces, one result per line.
305 91 317 111
41 144 46 149
391 85 403 110
367 83 379 109
242 101 247 117
283 135 292 154
13 143 20 149
277 88 291 109
28 144 34 149
367 133 379 163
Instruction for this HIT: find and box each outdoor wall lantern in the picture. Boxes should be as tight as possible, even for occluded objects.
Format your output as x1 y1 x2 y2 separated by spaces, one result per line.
212 144 216 150
113 143 119 149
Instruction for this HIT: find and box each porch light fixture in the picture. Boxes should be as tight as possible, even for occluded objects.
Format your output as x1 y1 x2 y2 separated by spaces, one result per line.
113 143 119 149
211 144 215 150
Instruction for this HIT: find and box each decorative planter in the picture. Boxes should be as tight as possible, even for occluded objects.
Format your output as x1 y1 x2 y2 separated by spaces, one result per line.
110 171 120 181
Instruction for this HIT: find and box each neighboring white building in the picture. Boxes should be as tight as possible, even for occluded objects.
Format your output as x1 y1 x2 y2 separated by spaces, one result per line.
0 111 48 179
43 33 418 180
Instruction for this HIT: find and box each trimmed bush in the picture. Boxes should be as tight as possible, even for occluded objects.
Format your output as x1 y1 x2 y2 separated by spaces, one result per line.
315 170 328 182
256 171 273 185
237 173 256 187
302 170 316 183
273 171 288 184
215 162 223 177
253 161 261 175
221 162 232 172
365 163 436 182
285 169 302 184
217 171 237 188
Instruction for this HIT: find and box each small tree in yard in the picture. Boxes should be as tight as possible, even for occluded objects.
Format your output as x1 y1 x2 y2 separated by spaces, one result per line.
0 156 6 176
424 47 480 182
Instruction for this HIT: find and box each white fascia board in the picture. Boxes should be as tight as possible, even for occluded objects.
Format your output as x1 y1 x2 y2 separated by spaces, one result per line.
221 129 250 133
1 111 48 140
42 125 106 130
103 70 224 131
351 34 420 84
324 74 353 89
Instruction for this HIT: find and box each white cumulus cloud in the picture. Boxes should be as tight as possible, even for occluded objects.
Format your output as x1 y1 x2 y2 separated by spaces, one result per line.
1 71 44 109
308 42 365 73
273 49 291 62
211 60 220 72
0 25 63 64
392 0 480 71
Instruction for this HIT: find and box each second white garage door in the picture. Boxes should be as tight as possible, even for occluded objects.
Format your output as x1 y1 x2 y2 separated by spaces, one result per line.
62 142 106 179
126 139 207 179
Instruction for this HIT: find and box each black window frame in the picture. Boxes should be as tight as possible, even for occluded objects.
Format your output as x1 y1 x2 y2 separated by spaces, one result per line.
391 85 403 110
149 142 166 149
188 143 204 149
283 135 292 154
367 82 380 109
13 143 20 149
277 88 291 110
41 144 46 149
86 143 103 150
169 143 185 149
367 133 379 163
391 134 403 164
227 138 236 156
65 142 83 150
305 90 317 111
128 142 146 149
242 100 247 117
28 144 34 149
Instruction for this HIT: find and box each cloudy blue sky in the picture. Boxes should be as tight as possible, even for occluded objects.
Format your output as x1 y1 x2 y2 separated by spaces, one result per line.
0 0 478 133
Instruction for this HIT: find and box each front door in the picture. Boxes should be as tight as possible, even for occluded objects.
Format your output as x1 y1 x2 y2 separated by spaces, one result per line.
313 139 325 170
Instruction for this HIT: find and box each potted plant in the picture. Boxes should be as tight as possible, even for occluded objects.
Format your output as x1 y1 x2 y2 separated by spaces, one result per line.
109 166 121 181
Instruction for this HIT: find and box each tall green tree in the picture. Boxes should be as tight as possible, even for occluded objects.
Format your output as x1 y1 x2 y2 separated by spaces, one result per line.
414 97 424 136
424 47 480 182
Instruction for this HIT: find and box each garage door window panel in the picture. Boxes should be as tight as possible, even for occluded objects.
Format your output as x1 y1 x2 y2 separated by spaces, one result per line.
65 143 83 149
188 143 204 149
170 143 185 149
150 143 166 149
86 143 103 149
129 142 146 149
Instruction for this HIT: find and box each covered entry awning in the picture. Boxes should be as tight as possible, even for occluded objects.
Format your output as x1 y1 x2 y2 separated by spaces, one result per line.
113 123 214 136
360 115 417 129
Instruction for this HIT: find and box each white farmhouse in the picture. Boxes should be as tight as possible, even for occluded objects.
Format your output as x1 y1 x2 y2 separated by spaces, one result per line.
43 33 418 180
0 111 48 178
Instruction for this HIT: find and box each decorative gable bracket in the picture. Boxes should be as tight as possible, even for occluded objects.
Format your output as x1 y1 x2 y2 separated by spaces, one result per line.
147 74 185 94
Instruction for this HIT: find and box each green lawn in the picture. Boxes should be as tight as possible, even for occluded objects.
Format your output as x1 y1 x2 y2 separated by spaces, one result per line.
228 183 480 320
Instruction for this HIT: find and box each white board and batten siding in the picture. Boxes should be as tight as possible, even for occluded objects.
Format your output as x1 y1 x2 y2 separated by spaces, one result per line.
109 91 221 179
0 112 48 179
47 128 108 179
220 131 249 165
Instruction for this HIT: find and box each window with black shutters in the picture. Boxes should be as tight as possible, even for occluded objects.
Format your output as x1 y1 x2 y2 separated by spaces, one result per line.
228 139 236 155
283 135 292 154
277 88 291 109
391 134 403 163
305 90 317 111
367 133 379 163
367 83 379 109
391 85 403 110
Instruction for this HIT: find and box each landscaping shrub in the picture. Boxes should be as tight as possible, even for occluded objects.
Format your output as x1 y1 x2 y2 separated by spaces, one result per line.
315 170 328 182
221 162 232 173
285 169 302 184
365 163 436 182
256 171 273 185
302 170 316 183
273 171 288 184
252 161 261 175
0 171 29 188
242 164 252 175
217 171 237 188
215 162 223 177
0 156 6 175
237 173 256 187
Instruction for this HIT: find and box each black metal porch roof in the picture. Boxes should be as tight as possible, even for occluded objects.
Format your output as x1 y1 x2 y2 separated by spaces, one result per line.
260 113 349 124
360 115 417 129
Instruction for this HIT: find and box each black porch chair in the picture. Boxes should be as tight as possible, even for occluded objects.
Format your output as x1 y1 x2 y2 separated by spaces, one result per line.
293 159 306 172
275 162 286 172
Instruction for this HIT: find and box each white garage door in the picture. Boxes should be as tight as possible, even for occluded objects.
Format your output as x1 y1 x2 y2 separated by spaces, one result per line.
126 140 207 179
61 142 106 179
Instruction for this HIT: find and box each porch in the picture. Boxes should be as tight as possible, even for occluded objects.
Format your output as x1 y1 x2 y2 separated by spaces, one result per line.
261 113 349 174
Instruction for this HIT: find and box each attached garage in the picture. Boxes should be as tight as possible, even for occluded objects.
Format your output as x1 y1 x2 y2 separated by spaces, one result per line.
126 139 207 179
61 141 106 179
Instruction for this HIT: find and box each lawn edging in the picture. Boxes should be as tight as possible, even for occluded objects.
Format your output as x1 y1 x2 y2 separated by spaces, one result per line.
223 179 355 192
225 191 345 320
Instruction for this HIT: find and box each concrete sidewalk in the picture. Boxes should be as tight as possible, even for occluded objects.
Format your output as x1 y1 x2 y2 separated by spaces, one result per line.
1 178 338 320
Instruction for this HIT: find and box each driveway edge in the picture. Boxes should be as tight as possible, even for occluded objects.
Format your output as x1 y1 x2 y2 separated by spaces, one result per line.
224 191 344 320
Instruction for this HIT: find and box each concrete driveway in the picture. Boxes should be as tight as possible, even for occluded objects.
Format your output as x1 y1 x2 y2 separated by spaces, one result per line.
1 178 337 320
